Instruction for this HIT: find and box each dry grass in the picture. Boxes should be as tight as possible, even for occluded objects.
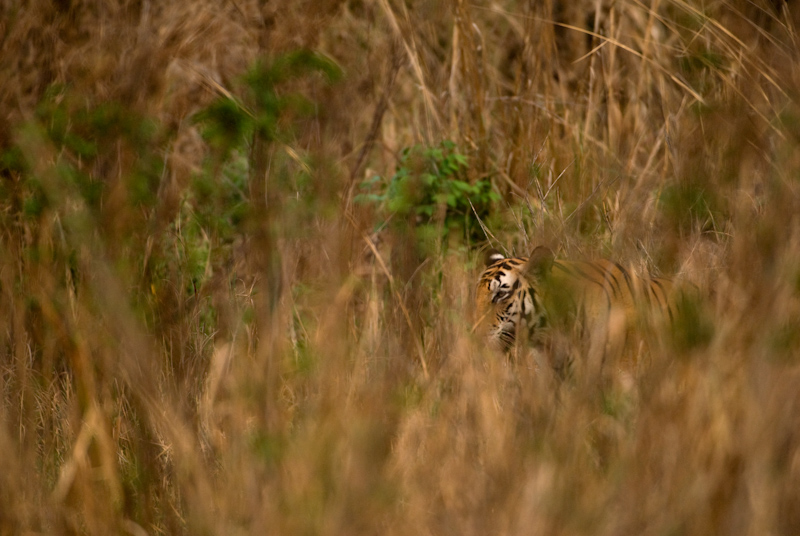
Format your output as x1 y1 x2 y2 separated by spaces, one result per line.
2 0 800 534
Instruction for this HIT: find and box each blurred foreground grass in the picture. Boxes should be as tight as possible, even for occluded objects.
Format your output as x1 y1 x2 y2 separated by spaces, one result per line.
2 0 800 534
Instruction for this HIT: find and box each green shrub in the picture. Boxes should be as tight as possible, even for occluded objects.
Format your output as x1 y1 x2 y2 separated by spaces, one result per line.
355 140 498 245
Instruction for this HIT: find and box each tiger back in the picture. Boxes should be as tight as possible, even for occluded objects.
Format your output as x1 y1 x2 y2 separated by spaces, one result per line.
476 246 676 367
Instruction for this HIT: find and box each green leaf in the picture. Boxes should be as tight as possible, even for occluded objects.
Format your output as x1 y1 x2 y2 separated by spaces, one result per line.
360 175 383 187
350 139 497 244
193 97 254 155
418 205 434 217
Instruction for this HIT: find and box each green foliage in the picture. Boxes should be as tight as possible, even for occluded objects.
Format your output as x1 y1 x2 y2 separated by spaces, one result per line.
766 317 800 364
21 186 47 219
194 50 342 158
669 291 714 354
249 431 286 467
355 140 498 244
190 151 250 243
36 85 158 156
659 181 723 235
192 97 252 159
0 145 27 175
181 49 342 307
245 50 341 139
678 48 726 86
21 85 162 213
393 381 424 411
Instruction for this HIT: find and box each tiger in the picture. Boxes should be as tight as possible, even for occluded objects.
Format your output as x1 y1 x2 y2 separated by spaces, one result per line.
475 246 678 376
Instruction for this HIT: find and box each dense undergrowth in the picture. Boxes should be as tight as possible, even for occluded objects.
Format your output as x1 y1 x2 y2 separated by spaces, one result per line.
2 0 800 534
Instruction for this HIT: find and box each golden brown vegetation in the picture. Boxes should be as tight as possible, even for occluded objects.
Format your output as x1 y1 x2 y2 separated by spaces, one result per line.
2 0 800 534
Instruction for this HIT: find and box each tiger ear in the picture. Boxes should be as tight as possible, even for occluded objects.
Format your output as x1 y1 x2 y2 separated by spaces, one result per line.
484 248 505 267
524 246 554 278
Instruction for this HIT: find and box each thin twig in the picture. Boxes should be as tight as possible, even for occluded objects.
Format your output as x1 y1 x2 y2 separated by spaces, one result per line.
347 41 403 205
469 199 505 255
564 175 620 224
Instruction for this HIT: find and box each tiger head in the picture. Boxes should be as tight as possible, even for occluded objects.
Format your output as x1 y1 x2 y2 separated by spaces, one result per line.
475 246 555 351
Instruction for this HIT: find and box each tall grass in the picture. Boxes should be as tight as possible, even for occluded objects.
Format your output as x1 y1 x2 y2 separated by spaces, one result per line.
1 0 800 534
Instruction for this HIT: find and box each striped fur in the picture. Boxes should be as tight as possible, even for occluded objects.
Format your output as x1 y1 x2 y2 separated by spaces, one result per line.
476 246 675 353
